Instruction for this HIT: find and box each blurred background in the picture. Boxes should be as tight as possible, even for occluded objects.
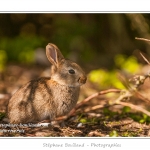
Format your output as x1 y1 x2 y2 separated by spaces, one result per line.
1 13 150 92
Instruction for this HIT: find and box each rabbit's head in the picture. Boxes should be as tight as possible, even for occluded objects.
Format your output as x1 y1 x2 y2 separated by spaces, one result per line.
46 43 87 87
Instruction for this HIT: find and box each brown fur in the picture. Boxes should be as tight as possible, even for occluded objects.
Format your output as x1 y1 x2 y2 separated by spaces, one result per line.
7 43 86 123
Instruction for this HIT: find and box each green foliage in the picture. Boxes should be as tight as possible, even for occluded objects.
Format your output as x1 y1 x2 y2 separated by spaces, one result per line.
88 54 141 89
89 69 125 89
79 117 99 125
114 54 140 74
104 107 150 124
103 108 118 117
0 36 45 64
109 130 118 137
0 112 5 120
122 106 150 123
122 106 131 113
0 50 7 72
80 118 88 124
19 49 35 64
129 113 150 123
121 131 138 137
78 115 100 125
49 15 100 64
0 14 149 70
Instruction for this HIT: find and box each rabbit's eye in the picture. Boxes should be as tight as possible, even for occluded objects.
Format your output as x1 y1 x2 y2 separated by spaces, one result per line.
69 69 75 74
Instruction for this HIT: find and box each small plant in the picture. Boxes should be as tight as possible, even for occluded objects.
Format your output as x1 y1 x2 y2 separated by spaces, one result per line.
0 112 6 120
109 130 118 137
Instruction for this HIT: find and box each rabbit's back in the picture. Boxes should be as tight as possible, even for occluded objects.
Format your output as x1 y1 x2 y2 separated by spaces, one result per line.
8 77 80 123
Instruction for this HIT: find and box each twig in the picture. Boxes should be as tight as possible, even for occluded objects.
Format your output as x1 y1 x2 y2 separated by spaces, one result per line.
68 89 121 116
111 89 150 116
107 85 150 116
120 70 150 104
84 103 107 113
109 90 132 105
135 37 150 42
56 87 150 121
117 101 150 117
139 52 150 65
104 118 133 128
76 89 120 108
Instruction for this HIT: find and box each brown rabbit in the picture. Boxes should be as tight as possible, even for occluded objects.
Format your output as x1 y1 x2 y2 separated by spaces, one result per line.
7 43 86 124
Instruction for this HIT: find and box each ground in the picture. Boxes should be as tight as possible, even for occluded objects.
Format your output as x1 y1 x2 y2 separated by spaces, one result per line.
0 64 150 137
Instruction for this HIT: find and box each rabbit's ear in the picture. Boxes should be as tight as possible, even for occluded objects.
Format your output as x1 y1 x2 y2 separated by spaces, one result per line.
46 43 64 67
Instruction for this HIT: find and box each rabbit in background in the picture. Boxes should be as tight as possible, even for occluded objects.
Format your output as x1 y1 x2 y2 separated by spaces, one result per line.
7 43 87 124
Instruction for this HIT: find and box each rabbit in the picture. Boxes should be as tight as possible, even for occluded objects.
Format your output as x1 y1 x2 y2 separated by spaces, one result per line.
7 43 87 124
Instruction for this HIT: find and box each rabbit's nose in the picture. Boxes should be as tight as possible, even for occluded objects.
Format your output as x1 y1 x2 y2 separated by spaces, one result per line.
78 76 87 84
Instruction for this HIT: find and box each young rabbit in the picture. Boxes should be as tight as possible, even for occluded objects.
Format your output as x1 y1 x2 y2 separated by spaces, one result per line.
7 43 86 124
